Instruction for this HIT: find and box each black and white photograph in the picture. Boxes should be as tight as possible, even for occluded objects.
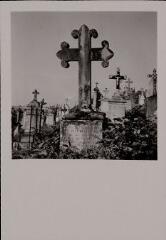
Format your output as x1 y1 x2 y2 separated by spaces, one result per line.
1 2 166 240
11 11 157 160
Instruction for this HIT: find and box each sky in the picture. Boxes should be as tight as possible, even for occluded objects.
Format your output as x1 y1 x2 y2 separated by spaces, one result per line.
11 12 157 106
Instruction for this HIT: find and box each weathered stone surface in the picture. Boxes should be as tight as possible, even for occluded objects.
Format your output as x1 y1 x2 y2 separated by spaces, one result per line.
57 24 114 110
145 95 157 118
46 113 54 126
60 120 103 151
101 93 126 120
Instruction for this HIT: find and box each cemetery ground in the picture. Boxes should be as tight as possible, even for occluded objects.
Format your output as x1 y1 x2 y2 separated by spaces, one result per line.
12 105 157 160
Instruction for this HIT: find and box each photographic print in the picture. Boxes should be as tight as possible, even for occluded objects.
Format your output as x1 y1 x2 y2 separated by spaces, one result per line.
1 3 166 240
11 11 157 160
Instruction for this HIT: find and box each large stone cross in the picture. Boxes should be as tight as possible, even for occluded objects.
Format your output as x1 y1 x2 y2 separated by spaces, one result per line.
109 67 127 90
57 24 114 110
147 68 157 95
32 89 39 101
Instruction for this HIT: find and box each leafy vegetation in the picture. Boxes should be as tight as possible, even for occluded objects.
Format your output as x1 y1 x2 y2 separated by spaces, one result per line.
12 106 157 160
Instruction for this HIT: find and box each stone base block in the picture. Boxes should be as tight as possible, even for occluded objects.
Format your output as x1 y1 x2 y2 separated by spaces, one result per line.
60 119 103 151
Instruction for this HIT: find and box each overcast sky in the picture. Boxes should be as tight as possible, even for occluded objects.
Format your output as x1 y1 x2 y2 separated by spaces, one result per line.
11 12 157 106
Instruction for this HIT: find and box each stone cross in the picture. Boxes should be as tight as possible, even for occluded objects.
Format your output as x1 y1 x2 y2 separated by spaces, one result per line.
109 67 127 90
57 24 114 110
103 88 109 98
147 68 157 95
32 89 39 101
125 78 133 91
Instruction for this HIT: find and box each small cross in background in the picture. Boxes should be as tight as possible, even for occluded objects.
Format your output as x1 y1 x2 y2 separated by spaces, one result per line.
109 67 127 90
32 89 39 101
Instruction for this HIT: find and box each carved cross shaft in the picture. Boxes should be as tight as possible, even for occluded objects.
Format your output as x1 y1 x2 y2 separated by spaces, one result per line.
57 24 114 110
109 67 127 90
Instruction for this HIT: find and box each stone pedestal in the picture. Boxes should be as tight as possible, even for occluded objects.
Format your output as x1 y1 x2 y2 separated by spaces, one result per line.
60 119 103 151
60 111 104 152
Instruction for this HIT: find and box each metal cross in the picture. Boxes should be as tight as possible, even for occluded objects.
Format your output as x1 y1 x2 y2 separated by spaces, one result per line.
32 89 39 101
40 98 47 108
57 24 114 110
147 68 157 95
103 87 109 98
109 67 127 90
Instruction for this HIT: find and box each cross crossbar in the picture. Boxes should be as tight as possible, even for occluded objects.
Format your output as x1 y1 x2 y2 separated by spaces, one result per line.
57 24 114 110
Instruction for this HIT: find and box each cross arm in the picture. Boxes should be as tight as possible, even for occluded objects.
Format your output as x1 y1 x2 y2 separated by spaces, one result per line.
119 75 127 80
91 40 114 68
109 75 118 79
56 41 79 68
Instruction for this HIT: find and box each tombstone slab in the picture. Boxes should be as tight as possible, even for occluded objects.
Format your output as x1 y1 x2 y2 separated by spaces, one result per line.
60 119 103 151
101 91 126 120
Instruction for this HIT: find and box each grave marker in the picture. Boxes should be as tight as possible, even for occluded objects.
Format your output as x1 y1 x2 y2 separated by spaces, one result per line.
57 24 114 110
109 67 127 90
57 25 114 151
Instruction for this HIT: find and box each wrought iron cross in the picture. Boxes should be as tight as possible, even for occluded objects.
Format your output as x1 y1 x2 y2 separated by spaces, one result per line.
109 67 127 90
32 89 39 101
39 98 47 132
40 98 47 108
147 68 157 95
57 24 114 110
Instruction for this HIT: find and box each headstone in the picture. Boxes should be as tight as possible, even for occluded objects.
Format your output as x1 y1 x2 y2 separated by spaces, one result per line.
46 111 55 126
20 90 41 148
57 24 114 151
101 91 126 120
